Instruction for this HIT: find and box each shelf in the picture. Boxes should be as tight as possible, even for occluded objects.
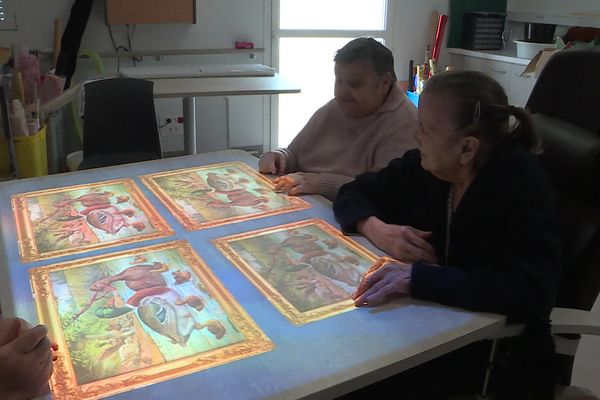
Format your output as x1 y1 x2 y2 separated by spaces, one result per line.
96 48 265 58
507 11 600 29
448 48 531 65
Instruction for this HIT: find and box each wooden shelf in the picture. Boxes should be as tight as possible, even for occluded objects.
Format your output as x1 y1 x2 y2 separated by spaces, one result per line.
106 0 196 25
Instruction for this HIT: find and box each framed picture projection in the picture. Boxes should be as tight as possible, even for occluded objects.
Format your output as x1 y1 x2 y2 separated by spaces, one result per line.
140 161 310 230
12 179 174 262
214 219 382 325
29 240 273 400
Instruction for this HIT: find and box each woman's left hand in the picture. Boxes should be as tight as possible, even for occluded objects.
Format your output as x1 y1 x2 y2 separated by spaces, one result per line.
273 173 320 195
352 262 412 307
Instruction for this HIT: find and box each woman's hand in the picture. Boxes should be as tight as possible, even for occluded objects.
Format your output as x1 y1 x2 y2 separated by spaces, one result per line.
273 173 320 195
0 319 55 400
358 216 438 264
259 151 286 175
352 262 412 307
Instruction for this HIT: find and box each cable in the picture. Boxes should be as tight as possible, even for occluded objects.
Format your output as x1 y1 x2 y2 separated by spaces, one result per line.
107 24 132 72
126 24 137 66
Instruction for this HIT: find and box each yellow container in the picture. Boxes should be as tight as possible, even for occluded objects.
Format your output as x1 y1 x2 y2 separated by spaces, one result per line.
14 125 48 178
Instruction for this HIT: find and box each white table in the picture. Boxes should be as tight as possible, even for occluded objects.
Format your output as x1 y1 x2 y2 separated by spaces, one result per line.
151 74 301 155
0 150 505 399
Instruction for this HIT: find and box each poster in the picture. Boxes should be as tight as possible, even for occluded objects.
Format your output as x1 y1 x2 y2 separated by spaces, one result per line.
214 219 380 325
12 179 173 262
141 162 310 230
29 240 273 399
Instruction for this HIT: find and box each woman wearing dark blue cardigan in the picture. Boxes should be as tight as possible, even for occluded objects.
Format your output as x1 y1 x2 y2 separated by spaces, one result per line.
333 70 560 400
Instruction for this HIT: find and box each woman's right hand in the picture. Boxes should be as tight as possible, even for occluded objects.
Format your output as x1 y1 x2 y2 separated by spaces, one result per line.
357 216 438 264
259 151 286 175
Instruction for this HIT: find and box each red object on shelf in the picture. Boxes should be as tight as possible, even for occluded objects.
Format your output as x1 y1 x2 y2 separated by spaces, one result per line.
235 41 255 49
432 14 449 62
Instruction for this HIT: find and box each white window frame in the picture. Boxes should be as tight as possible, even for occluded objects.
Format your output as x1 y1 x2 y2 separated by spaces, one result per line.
267 0 395 148
0 0 17 30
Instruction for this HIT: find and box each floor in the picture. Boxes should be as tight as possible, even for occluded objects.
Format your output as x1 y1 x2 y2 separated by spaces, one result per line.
571 295 600 397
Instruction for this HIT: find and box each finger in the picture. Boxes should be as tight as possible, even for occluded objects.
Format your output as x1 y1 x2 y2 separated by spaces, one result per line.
288 184 305 196
363 283 398 307
354 279 388 307
13 324 49 353
410 227 433 239
0 318 21 346
352 267 387 299
402 242 438 264
276 157 286 174
405 229 436 254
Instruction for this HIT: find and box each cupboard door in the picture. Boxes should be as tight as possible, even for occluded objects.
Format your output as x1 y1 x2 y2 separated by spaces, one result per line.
508 64 537 107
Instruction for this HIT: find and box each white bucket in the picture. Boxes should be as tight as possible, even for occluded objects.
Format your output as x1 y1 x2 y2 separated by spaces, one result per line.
66 150 83 171
514 40 552 59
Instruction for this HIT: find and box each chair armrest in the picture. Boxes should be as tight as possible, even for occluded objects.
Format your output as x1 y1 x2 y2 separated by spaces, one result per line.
551 307 600 336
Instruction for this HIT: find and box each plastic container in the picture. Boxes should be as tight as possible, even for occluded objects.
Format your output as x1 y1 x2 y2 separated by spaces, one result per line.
514 40 551 59
14 125 48 178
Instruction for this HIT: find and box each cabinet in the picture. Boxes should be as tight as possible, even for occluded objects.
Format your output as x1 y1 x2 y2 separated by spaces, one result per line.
448 49 537 107
106 0 196 25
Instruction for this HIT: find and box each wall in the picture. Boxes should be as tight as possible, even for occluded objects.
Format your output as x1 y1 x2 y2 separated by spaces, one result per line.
388 0 450 81
2 0 450 154
2 0 269 154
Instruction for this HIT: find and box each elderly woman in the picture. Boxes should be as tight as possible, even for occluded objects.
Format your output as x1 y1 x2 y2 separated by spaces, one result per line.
333 71 560 399
259 38 416 200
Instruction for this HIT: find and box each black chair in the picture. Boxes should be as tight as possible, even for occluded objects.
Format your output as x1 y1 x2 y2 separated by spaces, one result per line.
78 77 162 170
526 47 600 397
452 48 600 400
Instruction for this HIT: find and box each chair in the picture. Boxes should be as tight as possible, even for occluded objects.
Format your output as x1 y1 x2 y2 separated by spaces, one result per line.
452 47 600 400
527 47 600 398
78 77 162 170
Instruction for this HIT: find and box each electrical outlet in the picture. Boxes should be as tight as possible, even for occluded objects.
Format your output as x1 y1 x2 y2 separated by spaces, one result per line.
158 116 184 136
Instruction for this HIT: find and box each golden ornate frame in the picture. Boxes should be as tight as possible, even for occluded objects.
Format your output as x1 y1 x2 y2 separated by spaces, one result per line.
214 219 380 325
29 240 274 400
12 179 174 263
140 161 310 230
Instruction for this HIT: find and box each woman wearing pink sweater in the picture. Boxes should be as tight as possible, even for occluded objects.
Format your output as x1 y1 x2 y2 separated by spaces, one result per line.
259 38 417 200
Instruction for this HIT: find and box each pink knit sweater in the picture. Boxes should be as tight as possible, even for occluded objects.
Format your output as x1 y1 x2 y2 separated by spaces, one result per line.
273 83 417 200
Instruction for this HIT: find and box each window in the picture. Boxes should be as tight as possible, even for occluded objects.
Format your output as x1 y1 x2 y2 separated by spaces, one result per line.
0 0 16 30
272 0 390 147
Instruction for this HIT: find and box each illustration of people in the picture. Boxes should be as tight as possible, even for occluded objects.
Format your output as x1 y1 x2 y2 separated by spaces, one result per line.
204 171 270 209
267 230 363 287
35 189 147 249
74 261 226 346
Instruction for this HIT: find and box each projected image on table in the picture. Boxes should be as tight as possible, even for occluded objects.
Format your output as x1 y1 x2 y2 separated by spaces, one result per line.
12 179 174 262
214 219 379 325
29 240 273 400
140 161 310 230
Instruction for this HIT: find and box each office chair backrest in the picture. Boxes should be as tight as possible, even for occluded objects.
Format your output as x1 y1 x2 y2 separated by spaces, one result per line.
83 77 161 160
527 47 600 385
527 47 600 134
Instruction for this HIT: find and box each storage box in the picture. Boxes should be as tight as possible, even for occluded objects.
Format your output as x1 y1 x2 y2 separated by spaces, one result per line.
14 125 48 178
514 40 553 60
462 12 506 50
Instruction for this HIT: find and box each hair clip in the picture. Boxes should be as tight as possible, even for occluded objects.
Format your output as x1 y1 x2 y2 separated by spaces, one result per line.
472 100 481 123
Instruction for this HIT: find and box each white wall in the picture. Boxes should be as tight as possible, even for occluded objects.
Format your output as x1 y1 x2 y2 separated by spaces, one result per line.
3 0 451 153
3 0 269 154
388 0 450 84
